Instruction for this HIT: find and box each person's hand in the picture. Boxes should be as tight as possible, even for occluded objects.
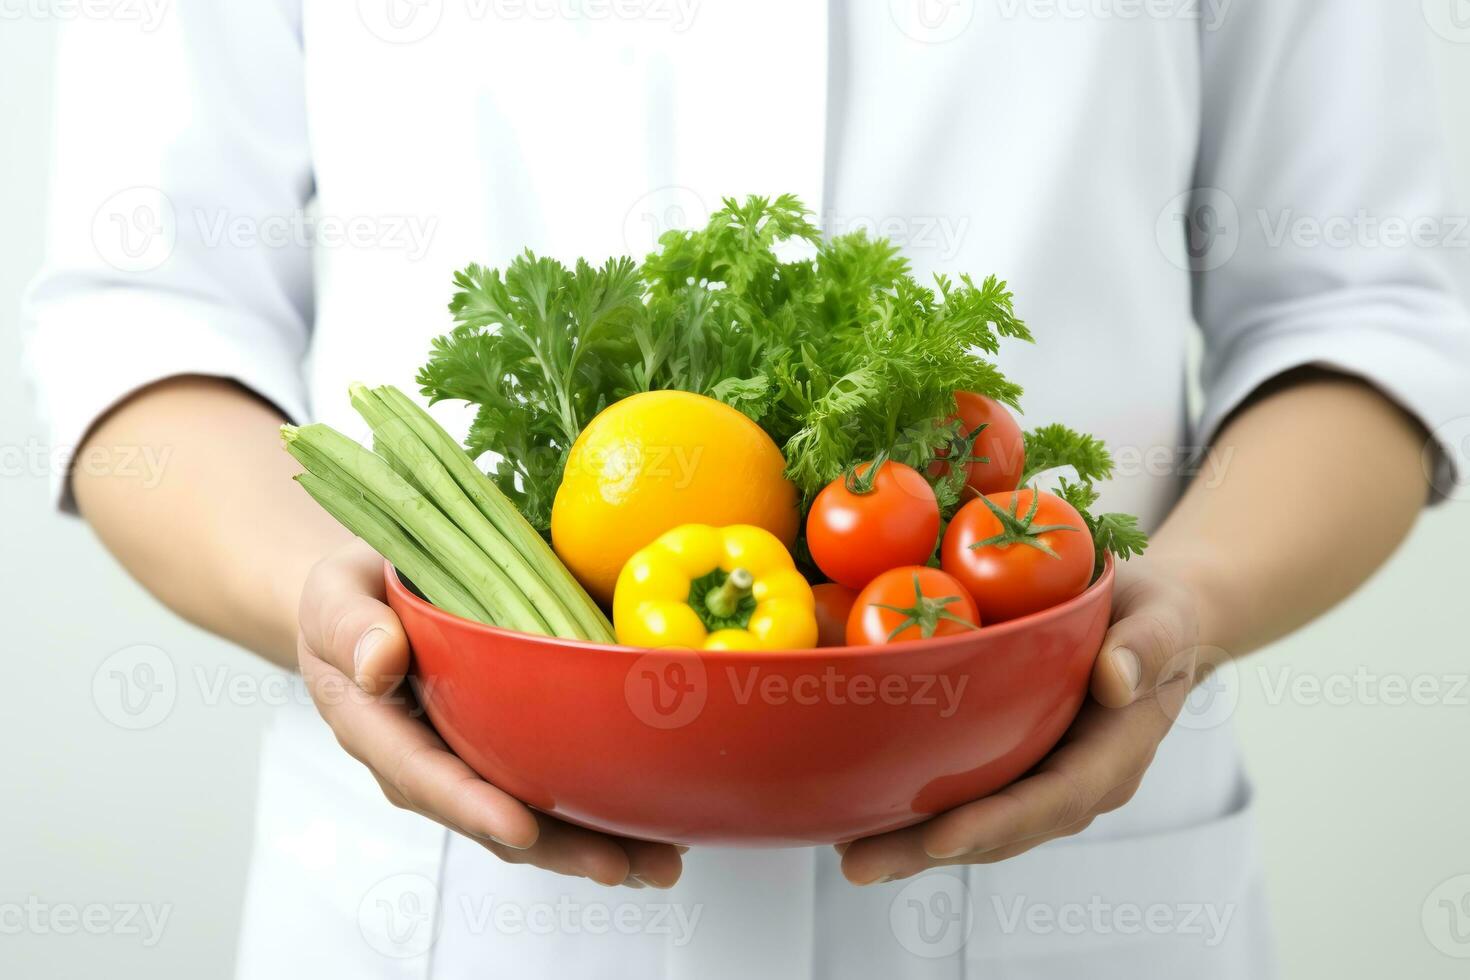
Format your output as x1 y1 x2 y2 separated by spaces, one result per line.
297 539 685 889
836 559 1202 884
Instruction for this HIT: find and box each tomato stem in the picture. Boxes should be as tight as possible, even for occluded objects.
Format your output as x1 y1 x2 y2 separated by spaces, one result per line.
843 450 891 495
704 567 754 619
970 491 1080 559
934 421 993 504
951 421 992 468
870 573 980 641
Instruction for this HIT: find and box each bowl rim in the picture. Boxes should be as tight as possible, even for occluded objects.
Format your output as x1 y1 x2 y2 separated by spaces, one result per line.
386 554 1115 662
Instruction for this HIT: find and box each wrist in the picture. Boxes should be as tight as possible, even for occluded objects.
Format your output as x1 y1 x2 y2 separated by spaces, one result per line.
1125 545 1243 656
263 530 358 666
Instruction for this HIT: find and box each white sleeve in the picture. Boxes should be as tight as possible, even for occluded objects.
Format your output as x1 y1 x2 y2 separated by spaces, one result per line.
1189 0 1470 498
23 0 314 512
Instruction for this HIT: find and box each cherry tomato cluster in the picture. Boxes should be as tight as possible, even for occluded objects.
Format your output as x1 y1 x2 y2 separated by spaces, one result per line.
805 394 1096 646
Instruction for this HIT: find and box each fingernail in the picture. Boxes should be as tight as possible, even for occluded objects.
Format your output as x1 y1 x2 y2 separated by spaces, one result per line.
353 627 387 682
488 834 531 851
925 844 970 860
860 874 895 887
1112 646 1141 694
623 876 647 889
631 873 667 889
674 845 690 855
477 829 532 851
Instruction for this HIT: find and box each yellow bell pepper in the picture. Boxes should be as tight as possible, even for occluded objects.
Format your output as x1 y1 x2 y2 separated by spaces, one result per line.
613 524 818 650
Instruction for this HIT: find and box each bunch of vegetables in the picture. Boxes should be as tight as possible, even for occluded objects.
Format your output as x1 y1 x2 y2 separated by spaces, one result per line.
283 385 613 642
286 195 1147 650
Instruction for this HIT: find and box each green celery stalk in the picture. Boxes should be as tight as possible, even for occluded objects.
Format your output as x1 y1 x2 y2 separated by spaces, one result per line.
283 424 553 636
294 472 492 623
347 383 594 640
369 384 615 642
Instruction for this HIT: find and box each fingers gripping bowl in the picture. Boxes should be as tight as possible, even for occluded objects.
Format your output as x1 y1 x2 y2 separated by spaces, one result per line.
387 557 1114 848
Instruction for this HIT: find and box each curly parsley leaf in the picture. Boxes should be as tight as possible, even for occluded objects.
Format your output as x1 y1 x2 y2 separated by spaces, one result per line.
1021 424 1114 486
1091 512 1150 564
1051 475 1149 579
418 195 1067 534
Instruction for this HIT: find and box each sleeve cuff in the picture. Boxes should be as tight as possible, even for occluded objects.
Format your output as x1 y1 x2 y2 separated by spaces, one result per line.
1195 290 1470 503
24 285 311 513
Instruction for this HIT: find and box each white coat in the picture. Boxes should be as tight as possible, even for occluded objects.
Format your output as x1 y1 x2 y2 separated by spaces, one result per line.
25 1 1470 977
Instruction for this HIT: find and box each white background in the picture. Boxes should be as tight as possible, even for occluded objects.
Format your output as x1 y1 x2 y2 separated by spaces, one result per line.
3 8 1470 979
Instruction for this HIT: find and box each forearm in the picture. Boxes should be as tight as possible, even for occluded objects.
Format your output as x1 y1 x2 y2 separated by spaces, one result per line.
1147 371 1428 657
73 376 351 668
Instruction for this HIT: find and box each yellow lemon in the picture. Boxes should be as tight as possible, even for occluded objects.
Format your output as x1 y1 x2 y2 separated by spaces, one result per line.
551 391 799 605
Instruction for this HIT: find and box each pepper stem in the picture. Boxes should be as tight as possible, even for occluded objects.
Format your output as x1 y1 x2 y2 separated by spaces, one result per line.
705 568 754 619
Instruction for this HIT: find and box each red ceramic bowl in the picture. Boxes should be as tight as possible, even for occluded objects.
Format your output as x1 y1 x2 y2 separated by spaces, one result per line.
386 558 1114 848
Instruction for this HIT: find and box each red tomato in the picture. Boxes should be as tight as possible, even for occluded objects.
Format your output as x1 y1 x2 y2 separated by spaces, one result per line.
847 566 981 646
812 583 859 648
940 488 1093 623
806 460 940 590
928 392 1026 498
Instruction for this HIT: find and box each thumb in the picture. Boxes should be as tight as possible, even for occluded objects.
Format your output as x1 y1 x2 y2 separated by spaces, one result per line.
1090 580 1198 710
299 542 411 696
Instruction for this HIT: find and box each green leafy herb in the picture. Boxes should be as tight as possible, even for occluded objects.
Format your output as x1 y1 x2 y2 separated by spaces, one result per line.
416 255 647 530
419 195 1032 531
1044 464 1150 578
1020 424 1114 486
